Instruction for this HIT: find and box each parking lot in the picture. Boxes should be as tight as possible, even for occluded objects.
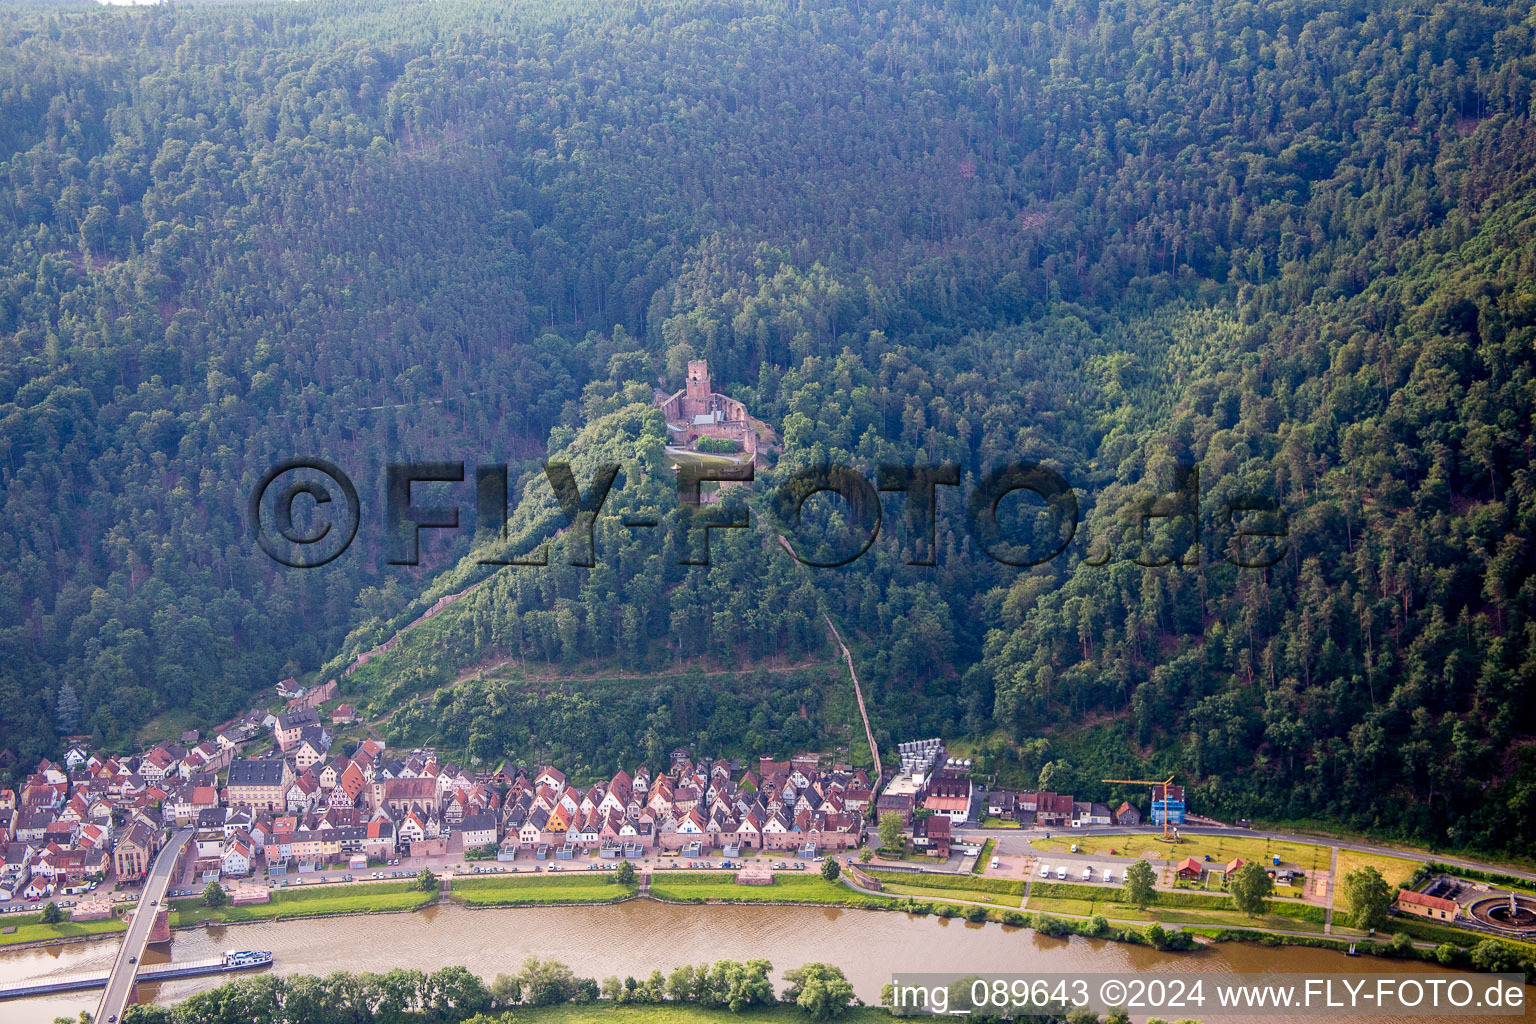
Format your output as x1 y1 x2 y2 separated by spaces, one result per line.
0 879 120 916
983 852 1033 879
1032 859 1127 885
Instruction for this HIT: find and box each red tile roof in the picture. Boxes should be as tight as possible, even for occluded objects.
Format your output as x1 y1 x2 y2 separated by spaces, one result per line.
1396 889 1458 914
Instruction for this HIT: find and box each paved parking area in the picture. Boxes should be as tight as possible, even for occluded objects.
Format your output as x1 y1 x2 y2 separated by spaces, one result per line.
1031 858 1131 885
983 853 1033 879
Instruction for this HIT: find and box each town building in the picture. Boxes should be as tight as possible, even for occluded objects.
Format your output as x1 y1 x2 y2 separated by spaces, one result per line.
1396 889 1459 921
113 821 159 882
1151 783 1186 826
273 708 321 752
912 814 952 858
922 758 974 823
226 758 293 812
459 813 498 849
1073 801 1112 827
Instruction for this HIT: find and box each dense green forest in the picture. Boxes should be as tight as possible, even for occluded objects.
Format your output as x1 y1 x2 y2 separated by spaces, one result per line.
2 0 1535 853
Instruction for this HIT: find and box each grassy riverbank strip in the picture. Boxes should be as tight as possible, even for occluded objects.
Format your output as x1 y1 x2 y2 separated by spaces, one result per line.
1025 880 1328 933
515 1004 893 1024
864 868 1027 907
1385 916 1536 959
0 912 127 947
169 881 436 926
648 872 886 908
452 874 637 906
878 880 1023 907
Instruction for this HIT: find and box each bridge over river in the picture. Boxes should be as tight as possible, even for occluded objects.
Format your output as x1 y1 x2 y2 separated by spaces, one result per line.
91 827 193 1022
0 955 260 1001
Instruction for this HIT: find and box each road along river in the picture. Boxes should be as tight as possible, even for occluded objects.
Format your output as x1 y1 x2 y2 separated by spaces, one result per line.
0 901 1527 1023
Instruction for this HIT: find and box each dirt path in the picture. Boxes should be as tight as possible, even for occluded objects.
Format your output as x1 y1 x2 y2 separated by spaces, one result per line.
1324 846 1337 934
823 611 883 808
771 532 883 803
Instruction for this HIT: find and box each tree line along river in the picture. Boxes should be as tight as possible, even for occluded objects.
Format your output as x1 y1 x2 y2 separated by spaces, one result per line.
0 901 1525 1024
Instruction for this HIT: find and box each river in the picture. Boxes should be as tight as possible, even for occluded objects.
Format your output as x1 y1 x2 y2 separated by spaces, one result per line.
1 901 1526 1023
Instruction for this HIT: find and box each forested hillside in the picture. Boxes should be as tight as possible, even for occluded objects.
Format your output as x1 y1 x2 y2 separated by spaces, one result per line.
1 0 1534 852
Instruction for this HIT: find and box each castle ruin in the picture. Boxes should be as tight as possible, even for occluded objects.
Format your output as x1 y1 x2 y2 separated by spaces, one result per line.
656 360 758 457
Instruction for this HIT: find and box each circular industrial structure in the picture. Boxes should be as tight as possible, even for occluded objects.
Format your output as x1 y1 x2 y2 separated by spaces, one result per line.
1468 892 1536 934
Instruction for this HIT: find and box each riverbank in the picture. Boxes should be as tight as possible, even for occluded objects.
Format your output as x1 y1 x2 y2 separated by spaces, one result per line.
168 880 436 927
515 1004 892 1024
0 915 126 951
0 883 436 950
452 874 637 906
647 873 886 908
5 900 1527 1024
11 868 1535 983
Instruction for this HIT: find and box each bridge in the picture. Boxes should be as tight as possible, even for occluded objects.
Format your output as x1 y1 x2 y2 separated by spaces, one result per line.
0 956 255 1001
95 827 194 1023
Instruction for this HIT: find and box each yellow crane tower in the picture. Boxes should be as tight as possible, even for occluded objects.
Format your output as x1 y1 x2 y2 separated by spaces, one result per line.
1101 775 1182 842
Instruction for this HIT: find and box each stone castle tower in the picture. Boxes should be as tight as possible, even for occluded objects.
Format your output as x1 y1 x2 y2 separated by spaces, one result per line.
685 360 712 402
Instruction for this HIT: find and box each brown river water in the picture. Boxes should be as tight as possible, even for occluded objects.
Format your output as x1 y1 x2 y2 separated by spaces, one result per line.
1 901 1528 1023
